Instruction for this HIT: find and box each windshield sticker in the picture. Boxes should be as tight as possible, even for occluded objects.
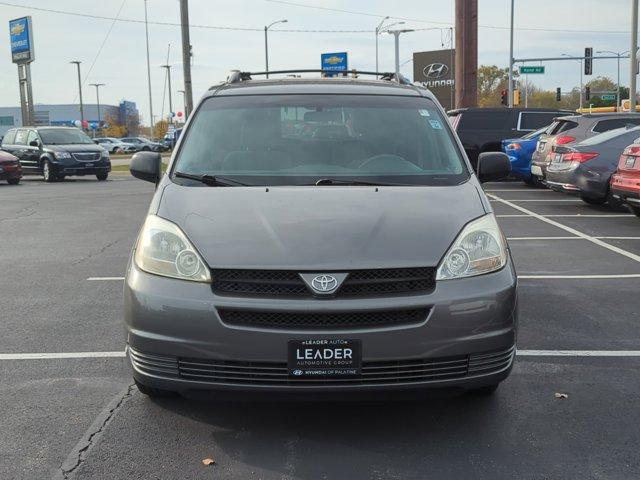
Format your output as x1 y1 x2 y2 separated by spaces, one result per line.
428 119 443 130
418 109 431 117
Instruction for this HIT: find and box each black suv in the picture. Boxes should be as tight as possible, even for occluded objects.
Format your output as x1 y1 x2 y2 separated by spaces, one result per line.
448 107 574 168
1 126 111 182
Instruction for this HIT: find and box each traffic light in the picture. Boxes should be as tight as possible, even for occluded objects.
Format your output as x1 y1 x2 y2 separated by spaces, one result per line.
500 89 508 106
513 89 521 106
585 86 591 101
585 47 593 75
556 87 562 102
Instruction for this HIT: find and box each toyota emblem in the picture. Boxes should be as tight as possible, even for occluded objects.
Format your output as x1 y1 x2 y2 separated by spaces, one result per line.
423 63 449 79
311 275 338 292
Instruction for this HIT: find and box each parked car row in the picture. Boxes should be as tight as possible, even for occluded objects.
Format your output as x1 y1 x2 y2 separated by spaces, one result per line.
94 136 167 153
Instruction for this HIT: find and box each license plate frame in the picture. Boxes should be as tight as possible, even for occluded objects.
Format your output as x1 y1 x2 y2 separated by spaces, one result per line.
84 163 94 168
531 165 543 176
288 339 362 378
625 156 636 169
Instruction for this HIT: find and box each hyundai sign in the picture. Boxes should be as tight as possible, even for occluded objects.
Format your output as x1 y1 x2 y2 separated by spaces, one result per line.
321 52 348 77
413 49 455 110
9 16 34 64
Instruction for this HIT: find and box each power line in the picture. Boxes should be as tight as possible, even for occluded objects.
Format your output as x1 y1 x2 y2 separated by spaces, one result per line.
0 1 372 33
266 0 632 34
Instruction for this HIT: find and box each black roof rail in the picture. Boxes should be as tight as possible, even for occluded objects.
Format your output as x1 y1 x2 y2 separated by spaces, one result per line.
224 69 412 85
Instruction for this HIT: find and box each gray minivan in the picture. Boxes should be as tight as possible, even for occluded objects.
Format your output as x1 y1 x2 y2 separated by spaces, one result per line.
125 71 518 399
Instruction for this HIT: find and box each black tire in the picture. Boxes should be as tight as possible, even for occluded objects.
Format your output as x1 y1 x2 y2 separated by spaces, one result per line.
134 379 178 398
142 146 151 151
606 192 628 212
523 176 543 188
629 205 640 218
96 172 109 181
580 196 606 206
42 159 56 183
7 178 20 185
467 383 500 396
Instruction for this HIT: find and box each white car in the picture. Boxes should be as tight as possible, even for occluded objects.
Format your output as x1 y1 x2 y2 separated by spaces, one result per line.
94 137 137 154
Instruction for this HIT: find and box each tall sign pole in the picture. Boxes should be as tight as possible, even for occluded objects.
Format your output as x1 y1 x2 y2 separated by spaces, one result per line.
9 16 35 126
631 0 638 112
144 0 154 138
508 0 515 108
180 0 194 119
454 0 478 108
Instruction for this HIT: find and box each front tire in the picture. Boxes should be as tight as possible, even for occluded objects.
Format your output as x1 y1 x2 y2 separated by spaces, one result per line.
523 176 543 188
7 178 20 185
134 379 178 398
96 172 109 181
42 160 56 183
629 205 640 218
580 196 606 206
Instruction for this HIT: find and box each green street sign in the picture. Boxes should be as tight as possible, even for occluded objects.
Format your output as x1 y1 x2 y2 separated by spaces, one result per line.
519 66 545 74
601 94 616 101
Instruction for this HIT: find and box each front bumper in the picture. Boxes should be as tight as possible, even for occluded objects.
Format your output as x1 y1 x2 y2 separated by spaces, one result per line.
53 159 111 176
124 259 518 395
0 164 22 180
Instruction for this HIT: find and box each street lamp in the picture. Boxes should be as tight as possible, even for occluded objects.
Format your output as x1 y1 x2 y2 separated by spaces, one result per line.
89 83 105 136
386 29 415 79
561 53 583 110
264 19 287 78
597 50 629 108
376 19 404 77
70 61 84 127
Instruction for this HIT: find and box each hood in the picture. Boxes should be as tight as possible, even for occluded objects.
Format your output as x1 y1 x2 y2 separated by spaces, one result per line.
0 150 17 163
156 181 487 270
46 144 105 153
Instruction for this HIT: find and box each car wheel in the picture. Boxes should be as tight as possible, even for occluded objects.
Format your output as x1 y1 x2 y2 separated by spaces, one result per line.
467 383 500 396
606 192 628 212
114 147 123 154
580 196 606 206
42 160 56 183
523 176 542 188
629 205 640 218
134 379 178 398
7 178 20 185
96 172 109 181
142 146 151 151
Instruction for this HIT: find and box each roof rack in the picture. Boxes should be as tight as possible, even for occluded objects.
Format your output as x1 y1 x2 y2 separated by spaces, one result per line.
225 69 412 86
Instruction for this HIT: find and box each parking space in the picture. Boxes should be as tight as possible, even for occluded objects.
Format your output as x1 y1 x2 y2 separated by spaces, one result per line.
2 177 640 479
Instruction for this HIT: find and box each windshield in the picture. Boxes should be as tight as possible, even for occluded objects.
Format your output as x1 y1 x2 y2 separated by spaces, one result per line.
39 128 94 145
172 94 468 186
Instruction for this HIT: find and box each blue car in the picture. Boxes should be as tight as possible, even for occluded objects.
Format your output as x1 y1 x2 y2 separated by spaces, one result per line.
501 126 548 186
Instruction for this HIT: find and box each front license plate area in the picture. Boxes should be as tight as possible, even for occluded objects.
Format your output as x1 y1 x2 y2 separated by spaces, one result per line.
84 163 94 168
288 339 361 378
531 165 543 176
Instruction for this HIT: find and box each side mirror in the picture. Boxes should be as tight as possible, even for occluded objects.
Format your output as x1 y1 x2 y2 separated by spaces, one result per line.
477 152 511 183
29 140 40 148
130 151 161 184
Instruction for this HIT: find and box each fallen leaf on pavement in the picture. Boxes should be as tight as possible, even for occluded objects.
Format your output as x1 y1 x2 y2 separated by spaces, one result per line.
202 458 216 466
554 392 568 399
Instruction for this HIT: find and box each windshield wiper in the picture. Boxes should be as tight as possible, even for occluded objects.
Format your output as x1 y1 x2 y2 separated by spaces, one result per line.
314 178 404 187
174 171 250 187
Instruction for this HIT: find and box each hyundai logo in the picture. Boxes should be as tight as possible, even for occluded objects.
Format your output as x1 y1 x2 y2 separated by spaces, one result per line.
292 369 304 376
423 63 449 79
311 275 338 292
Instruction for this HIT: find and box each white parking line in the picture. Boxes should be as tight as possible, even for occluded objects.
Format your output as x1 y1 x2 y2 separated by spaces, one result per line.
488 193 640 263
1 350 639 360
518 274 640 279
484 189 555 192
87 277 125 281
490 199 582 202
508 236 640 240
497 214 633 218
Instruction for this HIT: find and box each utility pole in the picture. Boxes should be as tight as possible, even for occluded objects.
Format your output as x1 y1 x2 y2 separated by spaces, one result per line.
387 29 414 79
144 0 154 138
70 61 84 127
508 0 514 107
631 0 638 112
161 65 173 123
264 19 287 78
454 0 478 108
89 83 105 135
180 0 194 119
178 89 185 120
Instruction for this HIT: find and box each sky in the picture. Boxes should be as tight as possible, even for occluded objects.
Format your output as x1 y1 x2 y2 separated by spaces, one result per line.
0 0 636 125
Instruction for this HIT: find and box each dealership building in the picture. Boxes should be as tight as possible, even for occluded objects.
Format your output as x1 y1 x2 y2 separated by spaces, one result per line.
0 100 139 136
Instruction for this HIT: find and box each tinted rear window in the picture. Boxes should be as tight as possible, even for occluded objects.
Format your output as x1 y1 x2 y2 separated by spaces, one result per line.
579 126 640 145
457 111 509 130
519 112 562 130
548 120 578 135
592 118 640 133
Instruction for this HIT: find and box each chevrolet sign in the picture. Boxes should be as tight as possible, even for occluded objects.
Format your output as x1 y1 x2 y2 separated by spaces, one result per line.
9 16 34 64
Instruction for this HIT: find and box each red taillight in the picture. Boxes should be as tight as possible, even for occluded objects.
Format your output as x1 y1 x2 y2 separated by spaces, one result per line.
562 152 599 163
555 136 576 145
623 145 640 155
506 142 521 150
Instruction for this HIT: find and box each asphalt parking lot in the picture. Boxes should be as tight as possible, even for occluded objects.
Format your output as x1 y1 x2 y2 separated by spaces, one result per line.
1 176 639 480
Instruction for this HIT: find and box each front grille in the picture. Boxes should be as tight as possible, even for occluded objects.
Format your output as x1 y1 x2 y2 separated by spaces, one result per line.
72 152 101 162
129 345 515 387
217 308 430 329
211 267 436 298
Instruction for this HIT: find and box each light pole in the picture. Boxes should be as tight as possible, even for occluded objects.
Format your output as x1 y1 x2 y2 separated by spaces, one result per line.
597 50 628 108
376 20 404 77
179 0 194 119
508 0 514 107
161 65 173 124
562 53 583 110
144 0 154 138
631 0 638 112
89 83 105 136
70 61 84 127
387 29 415 79
264 19 287 78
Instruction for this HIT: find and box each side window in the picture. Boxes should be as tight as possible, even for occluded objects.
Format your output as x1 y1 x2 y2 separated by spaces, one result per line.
519 112 561 131
14 129 28 145
2 129 16 145
27 130 39 146
592 119 635 133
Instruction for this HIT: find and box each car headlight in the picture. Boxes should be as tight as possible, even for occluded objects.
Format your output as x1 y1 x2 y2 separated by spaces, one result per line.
436 214 507 280
134 215 211 282
54 151 72 159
